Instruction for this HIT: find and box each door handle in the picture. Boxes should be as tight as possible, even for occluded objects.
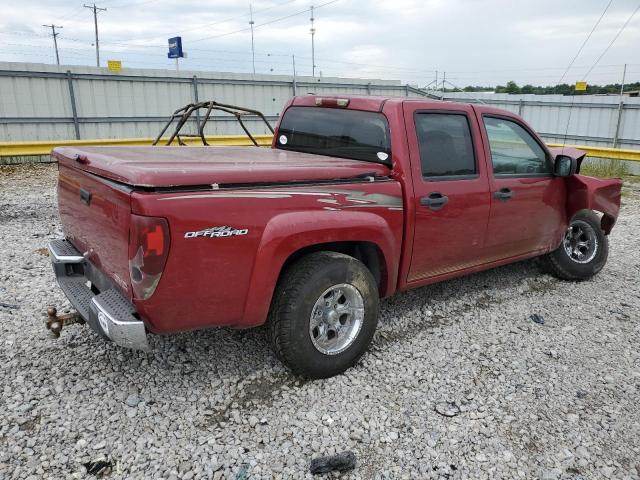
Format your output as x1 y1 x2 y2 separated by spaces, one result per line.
420 192 449 210
494 188 513 201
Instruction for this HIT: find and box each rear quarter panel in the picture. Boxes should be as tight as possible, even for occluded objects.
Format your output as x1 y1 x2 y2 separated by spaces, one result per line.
131 181 404 334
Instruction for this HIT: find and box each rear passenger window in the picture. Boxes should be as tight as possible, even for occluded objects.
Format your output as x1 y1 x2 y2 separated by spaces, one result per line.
415 113 476 178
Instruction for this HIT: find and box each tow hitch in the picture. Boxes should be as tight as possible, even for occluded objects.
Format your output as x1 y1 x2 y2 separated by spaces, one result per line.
45 306 85 338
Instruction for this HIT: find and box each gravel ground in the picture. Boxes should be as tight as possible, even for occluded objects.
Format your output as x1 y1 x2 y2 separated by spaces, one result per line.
1 164 639 480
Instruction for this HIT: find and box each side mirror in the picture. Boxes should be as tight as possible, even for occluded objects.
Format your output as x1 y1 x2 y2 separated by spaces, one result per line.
554 155 577 177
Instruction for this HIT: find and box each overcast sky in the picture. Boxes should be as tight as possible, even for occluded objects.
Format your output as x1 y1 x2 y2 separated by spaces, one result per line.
1 0 638 87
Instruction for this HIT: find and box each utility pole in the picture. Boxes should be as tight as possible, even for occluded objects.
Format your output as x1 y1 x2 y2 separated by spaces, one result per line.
442 71 446 99
83 3 106 67
249 3 256 75
613 63 627 148
292 54 297 96
618 63 627 98
42 24 63 65
310 5 316 77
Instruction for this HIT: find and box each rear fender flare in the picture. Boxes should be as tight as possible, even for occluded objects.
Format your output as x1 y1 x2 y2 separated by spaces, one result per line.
240 210 400 327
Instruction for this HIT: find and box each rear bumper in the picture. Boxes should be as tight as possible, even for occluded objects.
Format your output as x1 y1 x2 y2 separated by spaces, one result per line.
48 239 150 351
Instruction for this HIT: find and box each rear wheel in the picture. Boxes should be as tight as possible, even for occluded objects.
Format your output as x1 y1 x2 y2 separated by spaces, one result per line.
267 251 379 379
542 210 609 281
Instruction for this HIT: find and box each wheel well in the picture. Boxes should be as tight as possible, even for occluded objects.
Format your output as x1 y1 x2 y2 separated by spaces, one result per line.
280 241 387 296
598 211 616 235
574 209 615 235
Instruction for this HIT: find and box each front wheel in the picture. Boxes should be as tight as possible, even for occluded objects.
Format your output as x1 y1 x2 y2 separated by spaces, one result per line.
542 210 609 281
267 251 379 379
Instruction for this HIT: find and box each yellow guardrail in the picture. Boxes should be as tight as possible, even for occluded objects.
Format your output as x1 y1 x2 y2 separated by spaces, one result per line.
0 135 273 157
1 136 638 162
546 144 640 162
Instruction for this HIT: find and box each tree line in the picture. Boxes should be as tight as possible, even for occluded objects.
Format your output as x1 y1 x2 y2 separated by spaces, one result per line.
442 80 640 95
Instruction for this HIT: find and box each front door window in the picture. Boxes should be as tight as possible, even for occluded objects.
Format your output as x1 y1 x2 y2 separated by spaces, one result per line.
483 116 550 175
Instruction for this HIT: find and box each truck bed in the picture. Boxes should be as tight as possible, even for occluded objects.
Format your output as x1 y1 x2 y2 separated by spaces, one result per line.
53 144 396 320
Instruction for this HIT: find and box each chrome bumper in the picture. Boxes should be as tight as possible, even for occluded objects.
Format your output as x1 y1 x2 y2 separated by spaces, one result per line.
47 239 150 351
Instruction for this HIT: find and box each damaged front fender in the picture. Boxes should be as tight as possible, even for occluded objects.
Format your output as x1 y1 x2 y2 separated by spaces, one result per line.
566 175 622 234
548 147 622 233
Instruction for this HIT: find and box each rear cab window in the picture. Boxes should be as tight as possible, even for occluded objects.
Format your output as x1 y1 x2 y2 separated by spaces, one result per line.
414 112 476 179
276 106 391 165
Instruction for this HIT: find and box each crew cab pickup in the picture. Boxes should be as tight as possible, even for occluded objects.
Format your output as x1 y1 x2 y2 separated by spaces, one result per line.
48 95 622 378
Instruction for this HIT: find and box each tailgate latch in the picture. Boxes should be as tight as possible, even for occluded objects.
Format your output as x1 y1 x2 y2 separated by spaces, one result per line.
80 189 92 206
74 154 89 164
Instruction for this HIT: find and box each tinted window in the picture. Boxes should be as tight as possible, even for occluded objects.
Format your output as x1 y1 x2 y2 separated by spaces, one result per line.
277 106 391 164
415 113 476 177
483 116 550 175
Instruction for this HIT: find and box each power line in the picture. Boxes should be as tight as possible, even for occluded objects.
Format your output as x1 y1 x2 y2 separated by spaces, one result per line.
558 2 637 153
83 3 107 67
0 31 425 76
3 44 638 84
189 0 339 43
557 0 614 85
583 2 640 79
1 28 637 83
54 5 86 23
4 28 637 82
12 22 630 79
0 30 52 39
41 24 63 65
102 0 161 8
5 36 637 83
113 0 299 44
32 42 308 65
0 32 294 60
180 0 299 34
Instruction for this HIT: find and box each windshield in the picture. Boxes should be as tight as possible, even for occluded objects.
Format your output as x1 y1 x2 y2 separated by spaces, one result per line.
276 106 391 164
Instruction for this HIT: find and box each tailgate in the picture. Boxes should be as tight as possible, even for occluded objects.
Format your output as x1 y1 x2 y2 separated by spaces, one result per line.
57 162 133 297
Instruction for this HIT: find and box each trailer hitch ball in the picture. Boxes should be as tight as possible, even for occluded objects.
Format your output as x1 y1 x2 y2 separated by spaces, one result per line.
46 306 84 338
46 306 62 338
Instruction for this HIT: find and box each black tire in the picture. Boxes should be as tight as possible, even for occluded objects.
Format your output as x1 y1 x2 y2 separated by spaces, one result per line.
267 251 379 379
541 210 609 281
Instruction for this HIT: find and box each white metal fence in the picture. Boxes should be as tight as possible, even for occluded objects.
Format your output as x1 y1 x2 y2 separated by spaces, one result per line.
442 91 640 150
0 62 426 142
1 62 640 151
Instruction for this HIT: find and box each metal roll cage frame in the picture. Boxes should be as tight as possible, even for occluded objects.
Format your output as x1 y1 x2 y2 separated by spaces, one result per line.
153 100 275 147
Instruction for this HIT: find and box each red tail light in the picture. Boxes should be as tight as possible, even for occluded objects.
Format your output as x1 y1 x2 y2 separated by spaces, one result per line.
129 214 170 300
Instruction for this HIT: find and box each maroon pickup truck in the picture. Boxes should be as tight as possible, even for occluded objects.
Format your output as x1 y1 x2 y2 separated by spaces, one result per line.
48 95 622 378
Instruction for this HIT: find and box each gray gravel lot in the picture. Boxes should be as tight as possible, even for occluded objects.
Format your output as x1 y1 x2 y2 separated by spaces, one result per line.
1 164 639 480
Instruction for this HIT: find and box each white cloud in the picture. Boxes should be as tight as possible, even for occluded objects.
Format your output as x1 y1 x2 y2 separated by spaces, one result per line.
0 0 637 86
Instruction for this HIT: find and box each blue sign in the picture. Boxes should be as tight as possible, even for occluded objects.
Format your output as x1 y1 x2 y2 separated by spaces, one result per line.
168 37 183 59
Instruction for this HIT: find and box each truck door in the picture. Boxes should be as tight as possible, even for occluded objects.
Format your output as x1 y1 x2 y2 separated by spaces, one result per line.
478 113 566 259
402 102 491 283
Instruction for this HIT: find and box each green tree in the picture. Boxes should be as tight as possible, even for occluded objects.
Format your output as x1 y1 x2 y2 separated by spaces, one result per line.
505 81 520 94
495 81 520 94
456 81 640 96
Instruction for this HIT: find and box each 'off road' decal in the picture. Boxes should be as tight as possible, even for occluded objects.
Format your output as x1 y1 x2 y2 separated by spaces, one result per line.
184 226 249 238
